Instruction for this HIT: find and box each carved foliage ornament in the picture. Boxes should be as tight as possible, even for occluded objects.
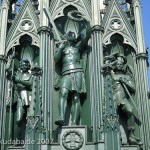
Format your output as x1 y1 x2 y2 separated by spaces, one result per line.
0 55 7 62
27 116 39 132
104 114 119 131
62 130 84 150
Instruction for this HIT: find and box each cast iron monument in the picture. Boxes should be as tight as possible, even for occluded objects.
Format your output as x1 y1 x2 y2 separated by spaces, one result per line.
0 0 149 150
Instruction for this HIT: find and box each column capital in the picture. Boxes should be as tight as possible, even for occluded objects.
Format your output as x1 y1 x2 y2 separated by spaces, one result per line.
136 53 148 60
37 26 52 35
0 55 7 62
1 1 9 9
92 25 104 33
133 0 141 8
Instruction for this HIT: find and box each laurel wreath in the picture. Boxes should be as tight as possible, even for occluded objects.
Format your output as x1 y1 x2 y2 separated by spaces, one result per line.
67 10 84 22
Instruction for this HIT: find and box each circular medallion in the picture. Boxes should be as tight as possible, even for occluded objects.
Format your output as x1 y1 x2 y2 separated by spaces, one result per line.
62 130 84 150
20 20 33 31
110 19 123 30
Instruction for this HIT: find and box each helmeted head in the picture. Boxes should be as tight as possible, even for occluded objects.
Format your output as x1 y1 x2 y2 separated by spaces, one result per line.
115 55 127 71
116 61 124 70
66 31 76 42
19 59 31 72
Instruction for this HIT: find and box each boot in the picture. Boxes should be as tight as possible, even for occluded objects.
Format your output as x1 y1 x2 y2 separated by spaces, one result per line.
55 116 65 126
128 128 142 145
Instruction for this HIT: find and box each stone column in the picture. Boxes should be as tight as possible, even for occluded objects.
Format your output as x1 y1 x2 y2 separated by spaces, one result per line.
90 0 104 142
25 67 43 150
0 0 9 148
136 54 149 150
0 55 7 149
0 0 9 55
39 0 49 27
37 0 54 142
133 0 150 149
38 26 54 141
0 2 2 29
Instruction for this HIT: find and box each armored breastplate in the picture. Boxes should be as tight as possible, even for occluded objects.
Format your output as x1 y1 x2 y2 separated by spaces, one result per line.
62 47 83 75
112 74 124 91
16 72 32 90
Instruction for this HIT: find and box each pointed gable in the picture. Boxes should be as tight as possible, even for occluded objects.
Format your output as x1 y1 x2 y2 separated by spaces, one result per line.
102 0 137 52
6 0 40 53
49 0 92 22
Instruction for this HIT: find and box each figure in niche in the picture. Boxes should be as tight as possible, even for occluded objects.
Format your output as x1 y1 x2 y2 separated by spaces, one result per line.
9 0 17 13
110 54 142 145
6 58 33 126
123 0 132 10
123 0 133 18
54 31 88 126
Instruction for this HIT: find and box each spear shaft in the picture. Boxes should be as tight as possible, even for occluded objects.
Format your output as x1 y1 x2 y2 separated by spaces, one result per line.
8 47 15 140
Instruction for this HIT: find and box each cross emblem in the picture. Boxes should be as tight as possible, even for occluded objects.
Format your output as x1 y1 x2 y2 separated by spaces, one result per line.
65 133 79 148
22 22 32 30
111 20 122 29
62 130 84 150
69 133 77 147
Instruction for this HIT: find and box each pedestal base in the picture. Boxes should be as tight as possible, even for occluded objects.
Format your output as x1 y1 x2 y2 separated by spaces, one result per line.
7 145 140 150
7 126 139 150
121 145 139 150
8 146 25 150
55 125 104 150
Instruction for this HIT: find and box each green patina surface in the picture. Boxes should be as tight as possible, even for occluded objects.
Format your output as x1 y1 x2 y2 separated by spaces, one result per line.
0 0 149 150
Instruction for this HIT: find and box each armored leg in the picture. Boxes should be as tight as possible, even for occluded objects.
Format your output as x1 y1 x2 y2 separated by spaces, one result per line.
122 103 142 145
122 102 135 129
55 88 69 126
127 114 142 145
71 92 81 125
16 106 24 126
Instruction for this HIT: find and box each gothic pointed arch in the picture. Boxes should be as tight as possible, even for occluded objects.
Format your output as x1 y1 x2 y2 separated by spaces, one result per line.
104 33 136 68
7 34 39 68
102 0 137 52
49 0 92 21
6 0 40 54
53 5 90 41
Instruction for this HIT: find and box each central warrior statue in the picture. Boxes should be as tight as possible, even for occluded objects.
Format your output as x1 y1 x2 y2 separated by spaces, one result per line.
54 31 87 126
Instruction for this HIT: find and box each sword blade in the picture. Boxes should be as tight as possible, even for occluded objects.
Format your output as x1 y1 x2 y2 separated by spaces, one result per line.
44 8 62 42
122 82 139 113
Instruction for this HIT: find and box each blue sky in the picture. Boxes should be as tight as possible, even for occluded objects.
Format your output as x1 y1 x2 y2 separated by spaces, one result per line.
141 0 150 48
141 0 150 86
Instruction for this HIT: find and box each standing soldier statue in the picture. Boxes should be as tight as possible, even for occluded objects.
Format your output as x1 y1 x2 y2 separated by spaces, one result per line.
44 9 90 126
6 58 33 126
13 59 33 125
110 54 142 145
54 31 88 126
